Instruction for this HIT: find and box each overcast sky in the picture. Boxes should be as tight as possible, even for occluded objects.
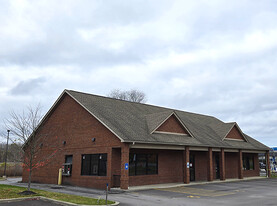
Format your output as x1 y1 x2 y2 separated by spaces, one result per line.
0 0 277 146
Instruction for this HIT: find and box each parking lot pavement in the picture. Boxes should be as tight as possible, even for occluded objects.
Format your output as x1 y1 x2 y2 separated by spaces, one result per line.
156 186 239 197
128 178 277 206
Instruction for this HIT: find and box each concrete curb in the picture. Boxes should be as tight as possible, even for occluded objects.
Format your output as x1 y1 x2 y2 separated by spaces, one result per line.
0 196 120 206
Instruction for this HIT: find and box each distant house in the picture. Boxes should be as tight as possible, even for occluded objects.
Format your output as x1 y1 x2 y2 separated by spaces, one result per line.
22 90 270 189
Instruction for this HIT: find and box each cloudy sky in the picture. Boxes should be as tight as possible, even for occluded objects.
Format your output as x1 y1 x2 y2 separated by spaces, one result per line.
0 0 277 146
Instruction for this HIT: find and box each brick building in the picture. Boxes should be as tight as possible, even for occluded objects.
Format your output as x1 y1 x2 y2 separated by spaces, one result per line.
22 90 270 189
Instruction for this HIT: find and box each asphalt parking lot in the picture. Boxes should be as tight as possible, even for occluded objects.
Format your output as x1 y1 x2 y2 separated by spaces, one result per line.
132 178 277 206
1 177 277 206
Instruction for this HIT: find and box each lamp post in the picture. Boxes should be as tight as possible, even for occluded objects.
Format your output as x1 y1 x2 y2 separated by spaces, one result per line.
3 130 10 178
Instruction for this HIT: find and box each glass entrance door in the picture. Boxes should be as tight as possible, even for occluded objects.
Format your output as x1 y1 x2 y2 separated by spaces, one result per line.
215 154 220 179
190 154 195 181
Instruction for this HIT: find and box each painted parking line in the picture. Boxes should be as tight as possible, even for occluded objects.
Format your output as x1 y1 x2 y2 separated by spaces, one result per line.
156 187 239 197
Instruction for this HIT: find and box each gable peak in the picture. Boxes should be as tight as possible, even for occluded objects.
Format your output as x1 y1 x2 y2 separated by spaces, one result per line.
224 123 247 142
152 112 191 136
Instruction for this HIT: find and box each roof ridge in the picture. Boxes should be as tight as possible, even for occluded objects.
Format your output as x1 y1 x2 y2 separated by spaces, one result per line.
66 89 218 120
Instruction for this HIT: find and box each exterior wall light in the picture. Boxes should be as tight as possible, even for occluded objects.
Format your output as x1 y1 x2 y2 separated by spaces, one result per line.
63 141 66 145
92 138 96 142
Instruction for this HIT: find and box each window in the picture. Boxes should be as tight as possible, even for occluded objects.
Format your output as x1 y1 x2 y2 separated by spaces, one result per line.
81 154 107 176
243 155 254 170
65 155 73 164
129 153 158 176
63 155 73 176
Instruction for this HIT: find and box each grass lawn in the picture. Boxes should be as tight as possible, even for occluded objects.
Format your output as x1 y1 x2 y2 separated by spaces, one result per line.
0 184 114 205
271 172 277 178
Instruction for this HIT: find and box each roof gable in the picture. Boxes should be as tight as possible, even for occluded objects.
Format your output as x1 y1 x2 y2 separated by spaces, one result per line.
146 111 173 133
223 123 247 142
154 113 190 136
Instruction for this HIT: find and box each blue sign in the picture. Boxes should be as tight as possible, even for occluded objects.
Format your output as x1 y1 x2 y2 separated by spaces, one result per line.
125 163 129 170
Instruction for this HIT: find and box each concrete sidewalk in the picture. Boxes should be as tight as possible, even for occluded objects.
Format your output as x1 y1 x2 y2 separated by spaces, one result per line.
1 176 266 194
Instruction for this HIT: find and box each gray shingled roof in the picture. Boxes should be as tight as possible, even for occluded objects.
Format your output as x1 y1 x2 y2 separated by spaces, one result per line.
66 90 269 151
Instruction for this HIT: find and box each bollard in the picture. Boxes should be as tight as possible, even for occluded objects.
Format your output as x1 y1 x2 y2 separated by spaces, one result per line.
106 183 108 205
58 168 62 185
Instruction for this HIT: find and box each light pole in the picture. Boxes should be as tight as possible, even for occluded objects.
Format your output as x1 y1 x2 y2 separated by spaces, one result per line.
3 130 10 178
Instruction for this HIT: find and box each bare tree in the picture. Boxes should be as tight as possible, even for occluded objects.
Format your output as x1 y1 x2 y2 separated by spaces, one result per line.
108 89 147 103
5 104 59 192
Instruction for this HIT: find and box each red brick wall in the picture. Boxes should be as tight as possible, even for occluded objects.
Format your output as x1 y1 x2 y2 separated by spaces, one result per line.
22 94 122 189
225 152 239 179
129 149 183 186
226 126 245 141
156 115 188 134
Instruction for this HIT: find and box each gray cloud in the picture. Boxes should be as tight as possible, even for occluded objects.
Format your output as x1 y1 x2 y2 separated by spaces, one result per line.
10 77 46 95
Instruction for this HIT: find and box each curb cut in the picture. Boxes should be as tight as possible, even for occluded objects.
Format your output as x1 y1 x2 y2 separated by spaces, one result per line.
0 196 120 206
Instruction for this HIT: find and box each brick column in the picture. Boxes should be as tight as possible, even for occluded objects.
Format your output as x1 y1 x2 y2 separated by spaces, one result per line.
238 150 243 179
220 148 226 181
107 148 113 189
183 146 190 184
120 143 129 189
266 151 271 178
208 148 213 181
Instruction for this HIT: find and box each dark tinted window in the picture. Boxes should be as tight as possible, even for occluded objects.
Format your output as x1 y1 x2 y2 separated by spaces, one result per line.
129 153 158 176
81 154 107 176
65 155 73 164
81 154 91 175
99 154 107 176
243 155 254 170
147 154 158 175
129 154 136 176
136 154 147 175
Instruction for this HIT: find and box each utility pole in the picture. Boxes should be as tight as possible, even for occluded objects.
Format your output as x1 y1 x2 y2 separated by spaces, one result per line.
3 130 10 178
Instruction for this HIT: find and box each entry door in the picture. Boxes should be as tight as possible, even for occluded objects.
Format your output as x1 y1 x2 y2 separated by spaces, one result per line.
190 154 195 181
215 154 220 179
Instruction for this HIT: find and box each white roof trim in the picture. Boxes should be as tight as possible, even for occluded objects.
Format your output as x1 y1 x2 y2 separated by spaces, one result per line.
150 111 194 138
224 138 245 142
153 131 190 136
222 122 248 142
65 90 125 142
242 150 267 153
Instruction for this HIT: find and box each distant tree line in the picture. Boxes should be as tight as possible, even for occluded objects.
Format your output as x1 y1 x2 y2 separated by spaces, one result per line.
107 89 147 103
0 142 22 163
